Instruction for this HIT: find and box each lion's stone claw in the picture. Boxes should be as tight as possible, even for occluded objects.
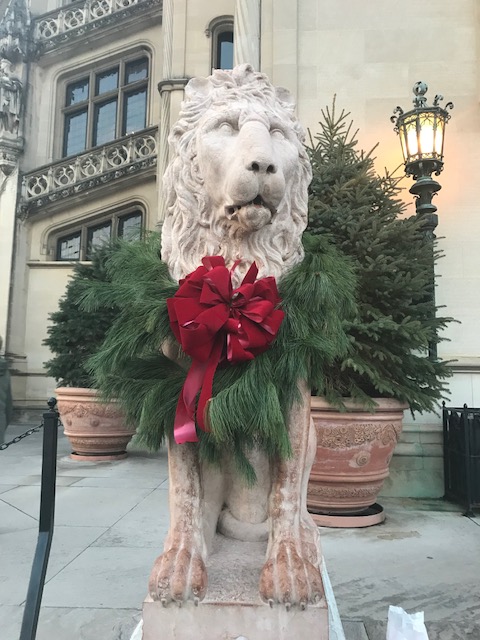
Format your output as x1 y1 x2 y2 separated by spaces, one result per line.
148 545 207 605
259 538 324 606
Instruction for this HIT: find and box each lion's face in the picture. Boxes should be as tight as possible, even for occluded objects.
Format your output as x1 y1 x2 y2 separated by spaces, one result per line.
196 103 300 234
162 65 312 285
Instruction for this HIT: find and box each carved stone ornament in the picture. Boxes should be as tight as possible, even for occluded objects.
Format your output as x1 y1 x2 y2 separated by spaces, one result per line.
33 0 162 55
316 421 402 449
0 0 30 62
57 401 123 420
0 58 22 135
20 127 157 215
0 143 19 174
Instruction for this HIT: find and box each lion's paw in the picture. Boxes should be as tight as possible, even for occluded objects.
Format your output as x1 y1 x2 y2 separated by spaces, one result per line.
259 538 324 609
148 545 207 605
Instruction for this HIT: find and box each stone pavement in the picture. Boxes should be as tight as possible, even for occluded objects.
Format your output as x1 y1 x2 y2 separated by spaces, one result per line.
1 421 479 640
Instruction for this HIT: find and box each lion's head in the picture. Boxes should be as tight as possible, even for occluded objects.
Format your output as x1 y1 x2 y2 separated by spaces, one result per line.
162 64 312 284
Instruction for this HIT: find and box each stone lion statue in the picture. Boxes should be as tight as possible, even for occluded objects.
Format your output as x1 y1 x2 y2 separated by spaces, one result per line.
150 64 323 609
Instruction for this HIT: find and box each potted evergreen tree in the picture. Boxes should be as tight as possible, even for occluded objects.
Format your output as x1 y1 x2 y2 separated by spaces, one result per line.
305 103 453 525
44 246 136 460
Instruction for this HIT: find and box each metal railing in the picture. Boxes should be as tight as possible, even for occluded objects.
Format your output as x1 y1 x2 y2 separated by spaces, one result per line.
17 398 60 640
443 402 480 517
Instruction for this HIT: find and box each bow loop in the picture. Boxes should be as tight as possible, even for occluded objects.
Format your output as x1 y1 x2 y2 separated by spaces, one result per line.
167 257 284 443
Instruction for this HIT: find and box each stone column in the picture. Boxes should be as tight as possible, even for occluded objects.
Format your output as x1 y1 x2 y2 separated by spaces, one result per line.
157 0 188 223
0 168 19 353
156 0 174 223
234 0 261 70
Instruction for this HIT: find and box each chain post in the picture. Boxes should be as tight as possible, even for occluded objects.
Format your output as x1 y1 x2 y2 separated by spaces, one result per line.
19 398 59 640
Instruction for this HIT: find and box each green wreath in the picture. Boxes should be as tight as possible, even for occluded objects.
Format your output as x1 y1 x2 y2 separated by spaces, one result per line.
82 232 356 482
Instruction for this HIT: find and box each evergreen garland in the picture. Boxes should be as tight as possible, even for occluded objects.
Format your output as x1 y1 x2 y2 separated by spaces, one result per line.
79 231 357 482
306 102 454 411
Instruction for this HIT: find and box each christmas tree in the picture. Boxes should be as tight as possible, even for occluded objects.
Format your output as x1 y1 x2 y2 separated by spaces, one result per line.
43 246 118 388
306 102 453 412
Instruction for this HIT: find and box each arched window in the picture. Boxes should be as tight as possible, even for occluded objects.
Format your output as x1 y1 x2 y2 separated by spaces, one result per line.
52 207 144 261
208 17 234 70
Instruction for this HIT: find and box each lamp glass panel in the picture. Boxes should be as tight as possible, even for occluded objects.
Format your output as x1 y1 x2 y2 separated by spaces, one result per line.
405 118 419 161
418 112 435 158
434 117 445 157
399 128 408 163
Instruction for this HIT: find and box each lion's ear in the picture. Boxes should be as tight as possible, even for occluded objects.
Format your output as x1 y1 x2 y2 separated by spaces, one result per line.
275 87 296 113
185 77 214 101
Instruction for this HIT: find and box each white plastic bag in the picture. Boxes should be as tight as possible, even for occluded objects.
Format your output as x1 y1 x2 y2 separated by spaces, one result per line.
386 605 430 640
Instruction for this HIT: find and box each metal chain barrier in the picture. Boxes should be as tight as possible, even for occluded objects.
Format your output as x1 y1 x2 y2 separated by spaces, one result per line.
0 423 44 451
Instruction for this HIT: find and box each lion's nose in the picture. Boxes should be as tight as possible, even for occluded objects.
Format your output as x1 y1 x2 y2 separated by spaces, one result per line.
239 121 278 175
248 160 277 174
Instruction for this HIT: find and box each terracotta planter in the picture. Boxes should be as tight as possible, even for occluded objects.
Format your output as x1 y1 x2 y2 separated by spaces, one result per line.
55 387 136 461
307 397 407 523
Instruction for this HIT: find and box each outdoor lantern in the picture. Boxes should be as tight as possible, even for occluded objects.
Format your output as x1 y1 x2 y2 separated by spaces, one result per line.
391 81 453 233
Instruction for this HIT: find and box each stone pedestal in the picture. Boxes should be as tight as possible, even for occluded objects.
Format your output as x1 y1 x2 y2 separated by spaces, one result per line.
142 535 330 640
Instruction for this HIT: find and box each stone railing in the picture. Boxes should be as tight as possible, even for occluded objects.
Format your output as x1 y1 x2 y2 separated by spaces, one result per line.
20 127 157 215
33 0 162 53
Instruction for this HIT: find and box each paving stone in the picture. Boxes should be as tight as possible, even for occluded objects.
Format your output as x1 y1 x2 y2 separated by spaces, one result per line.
0 524 107 605
0 604 141 640
42 546 156 609
342 619 369 639
2 484 155 526
92 488 169 549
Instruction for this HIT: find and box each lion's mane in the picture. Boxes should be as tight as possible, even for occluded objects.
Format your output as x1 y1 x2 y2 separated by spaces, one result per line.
162 64 312 284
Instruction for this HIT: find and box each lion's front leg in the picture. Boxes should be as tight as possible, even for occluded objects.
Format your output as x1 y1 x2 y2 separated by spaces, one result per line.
259 380 324 608
148 440 208 605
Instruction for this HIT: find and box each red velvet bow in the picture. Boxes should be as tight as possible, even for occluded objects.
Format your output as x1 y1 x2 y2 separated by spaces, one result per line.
167 256 284 444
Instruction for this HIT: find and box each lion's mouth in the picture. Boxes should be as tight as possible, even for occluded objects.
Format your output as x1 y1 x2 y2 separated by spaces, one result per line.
225 195 275 218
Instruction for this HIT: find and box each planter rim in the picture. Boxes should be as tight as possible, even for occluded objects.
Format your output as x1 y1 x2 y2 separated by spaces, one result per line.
311 396 408 412
55 386 102 398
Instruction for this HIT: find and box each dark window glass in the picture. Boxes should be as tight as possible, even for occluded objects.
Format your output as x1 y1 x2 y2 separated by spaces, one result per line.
63 57 149 157
93 99 117 146
63 109 88 156
96 68 119 95
125 58 148 84
66 78 89 106
118 212 142 240
123 89 147 134
216 31 233 69
56 232 81 261
55 210 143 260
86 221 112 259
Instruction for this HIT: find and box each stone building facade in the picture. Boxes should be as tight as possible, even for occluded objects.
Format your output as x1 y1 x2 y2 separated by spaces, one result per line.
0 0 479 498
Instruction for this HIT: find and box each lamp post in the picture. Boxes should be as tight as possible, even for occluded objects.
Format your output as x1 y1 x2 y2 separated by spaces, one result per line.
391 82 453 359
391 81 453 239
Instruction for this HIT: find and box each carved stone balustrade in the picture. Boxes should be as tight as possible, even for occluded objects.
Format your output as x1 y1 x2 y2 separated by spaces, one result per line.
20 127 157 216
33 0 162 54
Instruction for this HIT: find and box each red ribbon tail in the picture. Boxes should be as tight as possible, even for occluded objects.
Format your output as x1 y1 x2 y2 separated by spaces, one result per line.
197 336 224 432
173 359 207 444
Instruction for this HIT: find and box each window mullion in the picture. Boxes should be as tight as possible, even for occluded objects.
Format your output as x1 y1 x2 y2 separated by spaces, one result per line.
86 70 95 151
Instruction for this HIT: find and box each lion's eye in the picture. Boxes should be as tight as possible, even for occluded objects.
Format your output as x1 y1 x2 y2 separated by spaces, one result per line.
270 128 285 140
219 122 235 134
